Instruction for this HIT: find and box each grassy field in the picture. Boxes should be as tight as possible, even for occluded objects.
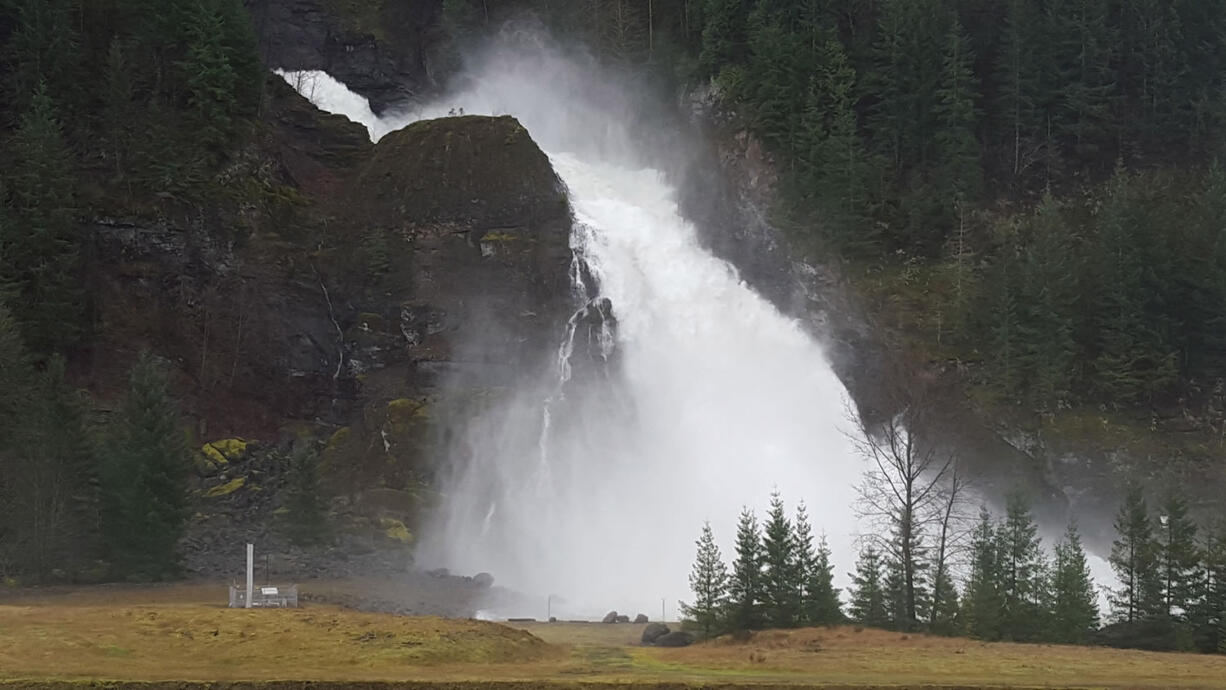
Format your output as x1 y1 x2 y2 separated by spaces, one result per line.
1 582 1223 689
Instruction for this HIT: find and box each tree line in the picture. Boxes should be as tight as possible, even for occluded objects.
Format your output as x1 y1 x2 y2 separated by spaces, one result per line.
683 485 1226 654
0 0 262 357
0 304 192 582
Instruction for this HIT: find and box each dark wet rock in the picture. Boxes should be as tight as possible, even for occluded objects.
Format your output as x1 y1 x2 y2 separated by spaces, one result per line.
350 115 568 232
653 631 695 647
641 622 670 645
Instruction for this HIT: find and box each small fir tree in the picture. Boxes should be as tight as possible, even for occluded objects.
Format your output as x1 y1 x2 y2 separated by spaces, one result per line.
681 521 730 639
728 507 765 631
849 545 888 627
1049 522 1100 644
761 490 801 628
808 534 843 624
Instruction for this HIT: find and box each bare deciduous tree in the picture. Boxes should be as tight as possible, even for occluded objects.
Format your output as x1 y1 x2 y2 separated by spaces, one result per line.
849 380 965 631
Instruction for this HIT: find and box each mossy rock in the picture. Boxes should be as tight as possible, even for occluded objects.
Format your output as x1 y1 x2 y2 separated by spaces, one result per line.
204 476 247 498
202 438 250 465
350 115 568 232
379 517 412 543
386 398 429 425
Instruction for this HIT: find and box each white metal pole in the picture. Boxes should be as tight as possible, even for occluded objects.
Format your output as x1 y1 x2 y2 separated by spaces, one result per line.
246 543 254 609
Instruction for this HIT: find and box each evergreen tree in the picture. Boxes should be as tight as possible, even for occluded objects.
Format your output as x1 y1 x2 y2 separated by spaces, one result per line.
1050 522 1100 644
728 507 765 630
179 0 239 155
1049 0 1118 164
849 545 887 627
5 0 79 113
800 38 876 256
1191 526 1226 653
284 444 329 547
0 303 31 574
0 302 30 447
761 490 801 628
995 0 1049 185
1109 484 1163 623
963 508 1004 640
101 352 191 580
102 38 136 184
808 534 843 625
1157 492 1200 619
793 501 818 623
3 85 82 354
928 563 960 635
9 356 98 580
932 15 981 229
699 0 750 77
998 493 1045 641
1013 196 1079 407
681 521 730 639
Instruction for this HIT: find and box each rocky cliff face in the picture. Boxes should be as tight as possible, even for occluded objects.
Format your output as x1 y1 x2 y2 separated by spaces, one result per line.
82 74 573 577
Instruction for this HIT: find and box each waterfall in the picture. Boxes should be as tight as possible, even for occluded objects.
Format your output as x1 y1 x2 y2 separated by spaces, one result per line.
279 40 865 620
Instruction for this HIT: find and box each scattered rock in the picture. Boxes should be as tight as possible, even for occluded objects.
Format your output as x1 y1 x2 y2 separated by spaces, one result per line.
615 615 630 623
601 611 619 624
427 567 450 578
634 614 649 624
641 622 670 645
472 572 494 588
654 631 695 647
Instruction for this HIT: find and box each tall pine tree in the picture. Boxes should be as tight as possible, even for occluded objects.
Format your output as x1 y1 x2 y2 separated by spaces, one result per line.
1109 484 1163 623
761 490 801 628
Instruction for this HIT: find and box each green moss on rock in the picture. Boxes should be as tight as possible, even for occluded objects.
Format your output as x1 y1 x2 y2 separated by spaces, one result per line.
379 517 412 543
204 476 247 498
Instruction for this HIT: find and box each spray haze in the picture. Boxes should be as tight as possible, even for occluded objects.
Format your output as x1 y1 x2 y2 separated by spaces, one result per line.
283 32 868 619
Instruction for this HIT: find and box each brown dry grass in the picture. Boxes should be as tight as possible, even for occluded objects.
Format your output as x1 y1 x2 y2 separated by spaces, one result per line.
2 583 1225 688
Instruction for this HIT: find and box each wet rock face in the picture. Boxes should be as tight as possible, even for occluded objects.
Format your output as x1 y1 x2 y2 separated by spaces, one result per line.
246 0 443 112
351 115 569 232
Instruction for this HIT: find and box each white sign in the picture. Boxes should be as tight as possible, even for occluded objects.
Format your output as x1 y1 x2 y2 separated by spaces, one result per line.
261 587 278 596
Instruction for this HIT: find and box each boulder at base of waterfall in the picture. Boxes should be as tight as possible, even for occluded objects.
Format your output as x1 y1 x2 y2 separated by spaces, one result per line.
641 622 670 645
634 614 649 624
653 631 695 647
601 611 619 624
472 572 494 588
